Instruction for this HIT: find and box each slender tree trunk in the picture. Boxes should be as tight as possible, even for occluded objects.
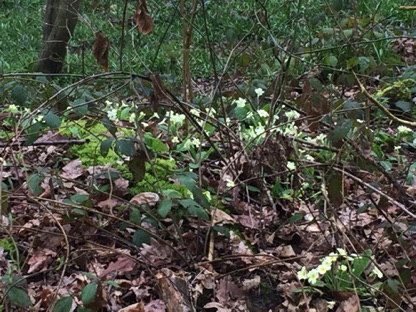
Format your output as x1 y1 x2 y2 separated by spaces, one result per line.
38 0 83 74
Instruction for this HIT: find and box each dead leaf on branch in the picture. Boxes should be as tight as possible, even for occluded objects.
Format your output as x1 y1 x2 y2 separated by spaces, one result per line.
134 0 154 35
93 31 110 71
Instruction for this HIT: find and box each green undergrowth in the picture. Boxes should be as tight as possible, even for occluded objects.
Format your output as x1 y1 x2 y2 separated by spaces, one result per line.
66 122 189 197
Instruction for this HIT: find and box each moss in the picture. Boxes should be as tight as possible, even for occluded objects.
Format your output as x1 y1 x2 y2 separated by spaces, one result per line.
66 122 189 196
377 78 416 102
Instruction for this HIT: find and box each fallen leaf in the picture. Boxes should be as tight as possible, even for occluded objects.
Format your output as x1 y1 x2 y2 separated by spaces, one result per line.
93 31 110 71
134 0 154 35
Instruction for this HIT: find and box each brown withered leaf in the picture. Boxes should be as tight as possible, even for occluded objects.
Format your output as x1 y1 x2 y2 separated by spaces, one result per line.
336 294 360 312
151 73 169 111
93 31 110 71
134 0 154 35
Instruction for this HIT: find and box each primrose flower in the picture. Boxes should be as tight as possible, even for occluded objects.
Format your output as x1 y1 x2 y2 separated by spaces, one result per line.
317 263 331 275
322 257 333 267
190 137 200 147
170 113 186 126
190 108 200 117
285 110 300 120
328 252 338 262
129 112 136 123
257 109 269 118
307 269 319 284
397 125 412 134
107 108 118 121
7 104 19 113
226 179 235 188
337 248 347 257
234 97 247 108
255 88 265 97
297 266 308 280
371 266 383 278
171 136 179 144
286 161 296 171
315 133 326 143
339 264 347 272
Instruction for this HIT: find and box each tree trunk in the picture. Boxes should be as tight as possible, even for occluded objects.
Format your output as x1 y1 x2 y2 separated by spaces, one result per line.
37 0 83 74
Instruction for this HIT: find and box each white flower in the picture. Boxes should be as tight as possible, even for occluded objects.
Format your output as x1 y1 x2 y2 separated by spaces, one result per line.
317 263 331 275
152 112 160 119
254 125 265 137
286 161 296 171
203 190 212 202
305 155 315 162
171 136 179 144
337 248 347 256
257 109 269 118
283 123 298 136
254 88 265 97
397 125 412 134
297 266 308 280
170 113 186 126
315 133 326 143
107 108 118 121
339 264 347 272
322 257 333 267
190 108 200 117
190 137 200 147
234 97 247 108
327 301 336 309
371 266 383 278
307 269 319 284
285 110 300 120
226 179 235 188
328 252 338 262
129 112 136 123
7 104 19 113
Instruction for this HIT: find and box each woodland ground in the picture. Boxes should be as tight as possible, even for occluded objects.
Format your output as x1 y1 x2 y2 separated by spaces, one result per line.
1 0 416 311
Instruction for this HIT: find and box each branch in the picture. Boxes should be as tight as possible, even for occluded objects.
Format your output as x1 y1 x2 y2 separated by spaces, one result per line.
353 71 416 128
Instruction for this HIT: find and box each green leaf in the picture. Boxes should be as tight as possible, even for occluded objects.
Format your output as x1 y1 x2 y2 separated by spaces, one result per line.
81 283 97 305
43 111 61 129
27 173 44 196
352 249 372 277
52 296 73 312
158 199 172 218
289 212 305 224
101 117 117 137
100 138 114 157
115 139 137 157
71 194 90 204
309 77 324 91
128 153 146 182
225 28 238 45
328 118 352 143
25 122 43 146
395 101 412 113
71 98 89 116
145 134 168 153
10 83 27 106
104 280 120 288
325 55 338 67
327 172 343 208
180 199 209 220
130 207 141 225
132 229 150 247
6 286 32 308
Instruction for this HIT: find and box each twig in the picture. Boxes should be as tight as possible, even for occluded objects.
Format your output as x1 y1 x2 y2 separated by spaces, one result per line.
0 139 87 148
353 71 416 128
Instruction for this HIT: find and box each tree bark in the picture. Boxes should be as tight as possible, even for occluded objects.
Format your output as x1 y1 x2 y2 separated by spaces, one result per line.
37 0 83 74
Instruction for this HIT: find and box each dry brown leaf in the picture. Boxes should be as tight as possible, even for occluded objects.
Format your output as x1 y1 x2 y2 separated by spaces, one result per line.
99 256 137 278
119 302 145 312
93 31 110 71
134 0 154 35
130 192 160 206
335 294 360 312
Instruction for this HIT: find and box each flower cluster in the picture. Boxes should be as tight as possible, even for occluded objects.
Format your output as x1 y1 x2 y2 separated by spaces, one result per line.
297 248 383 285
